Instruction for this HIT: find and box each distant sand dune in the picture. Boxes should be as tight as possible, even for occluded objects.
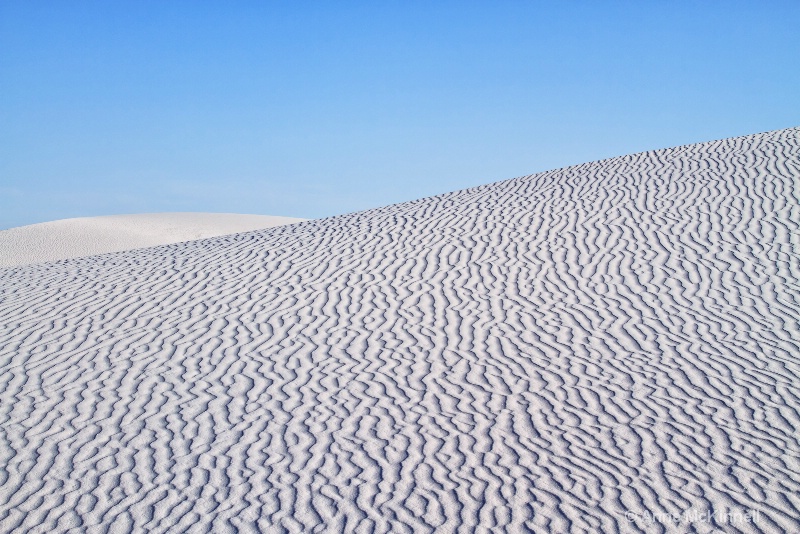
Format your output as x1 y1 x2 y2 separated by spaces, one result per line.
0 212 305 267
1 128 798 533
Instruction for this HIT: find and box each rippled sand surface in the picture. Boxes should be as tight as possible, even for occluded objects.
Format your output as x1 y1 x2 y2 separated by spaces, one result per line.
1 128 798 533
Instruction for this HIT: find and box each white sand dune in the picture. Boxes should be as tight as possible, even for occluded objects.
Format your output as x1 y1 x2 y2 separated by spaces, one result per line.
1 128 799 533
0 212 305 267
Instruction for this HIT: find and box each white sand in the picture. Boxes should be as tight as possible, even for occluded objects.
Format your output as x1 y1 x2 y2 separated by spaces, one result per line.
1 128 798 533
0 212 305 267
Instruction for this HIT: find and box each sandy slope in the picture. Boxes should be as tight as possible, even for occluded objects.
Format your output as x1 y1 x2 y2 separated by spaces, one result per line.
0 213 305 267
1 128 799 533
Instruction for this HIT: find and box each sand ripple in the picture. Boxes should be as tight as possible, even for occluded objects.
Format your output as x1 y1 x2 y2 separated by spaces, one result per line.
1 128 799 532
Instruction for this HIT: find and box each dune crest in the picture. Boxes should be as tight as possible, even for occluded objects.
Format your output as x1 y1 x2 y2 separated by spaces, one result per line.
1 128 798 533
0 212 305 267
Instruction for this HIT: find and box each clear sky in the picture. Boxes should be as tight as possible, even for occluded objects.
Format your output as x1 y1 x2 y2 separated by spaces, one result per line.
1 1 798 229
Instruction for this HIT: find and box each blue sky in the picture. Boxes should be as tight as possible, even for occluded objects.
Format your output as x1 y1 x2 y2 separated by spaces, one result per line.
1 1 798 228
